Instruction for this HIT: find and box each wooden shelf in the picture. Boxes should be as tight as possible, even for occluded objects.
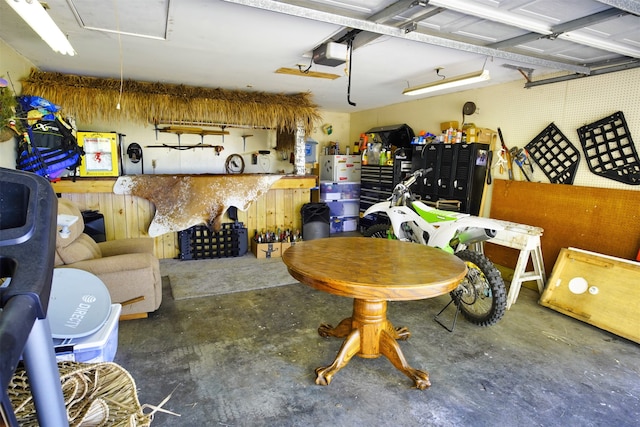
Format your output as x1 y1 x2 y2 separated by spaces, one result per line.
157 126 229 136
51 174 316 193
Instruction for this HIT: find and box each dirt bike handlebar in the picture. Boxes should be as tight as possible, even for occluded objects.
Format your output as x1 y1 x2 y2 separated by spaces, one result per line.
402 167 433 187
389 168 434 203
413 167 433 178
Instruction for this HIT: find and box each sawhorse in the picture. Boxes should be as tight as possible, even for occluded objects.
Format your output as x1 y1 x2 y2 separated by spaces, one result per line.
483 220 546 309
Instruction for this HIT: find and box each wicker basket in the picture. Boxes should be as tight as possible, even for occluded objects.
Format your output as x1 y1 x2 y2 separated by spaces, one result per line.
7 361 153 426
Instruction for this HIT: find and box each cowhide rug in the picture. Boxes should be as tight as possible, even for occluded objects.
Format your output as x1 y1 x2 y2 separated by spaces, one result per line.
114 174 282 237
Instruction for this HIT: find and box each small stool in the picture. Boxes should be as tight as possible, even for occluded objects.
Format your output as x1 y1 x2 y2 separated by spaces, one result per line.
485 220 546 309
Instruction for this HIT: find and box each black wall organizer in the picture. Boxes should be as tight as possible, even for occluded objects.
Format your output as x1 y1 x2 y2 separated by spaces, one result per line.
525 123 580 184
577 111 640 185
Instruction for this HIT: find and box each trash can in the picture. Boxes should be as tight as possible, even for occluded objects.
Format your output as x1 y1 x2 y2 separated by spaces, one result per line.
301 203 330 240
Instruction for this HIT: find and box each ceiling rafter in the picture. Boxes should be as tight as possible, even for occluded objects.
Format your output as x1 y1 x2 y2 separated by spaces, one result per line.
222 0 591 74
333 1 445 50
489 8 628 50
427 0 639 60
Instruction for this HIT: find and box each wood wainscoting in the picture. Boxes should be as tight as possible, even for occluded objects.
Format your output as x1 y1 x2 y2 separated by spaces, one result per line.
52 176 315 259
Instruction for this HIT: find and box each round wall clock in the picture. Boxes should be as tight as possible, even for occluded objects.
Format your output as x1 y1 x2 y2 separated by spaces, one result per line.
225 154 245 174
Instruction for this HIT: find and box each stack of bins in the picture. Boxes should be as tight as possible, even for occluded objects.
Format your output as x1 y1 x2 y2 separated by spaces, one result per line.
319 154 361 234
319 181 361 234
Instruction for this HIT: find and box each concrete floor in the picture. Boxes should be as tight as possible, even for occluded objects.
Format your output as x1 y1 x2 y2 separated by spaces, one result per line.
115 253 640 426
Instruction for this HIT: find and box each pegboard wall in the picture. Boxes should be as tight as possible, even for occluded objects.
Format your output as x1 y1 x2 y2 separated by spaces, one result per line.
350 67 640 191
488 69 640 189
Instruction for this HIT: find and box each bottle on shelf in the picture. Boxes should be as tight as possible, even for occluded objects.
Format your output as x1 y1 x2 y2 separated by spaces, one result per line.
359 133 368 153
379 149 387 166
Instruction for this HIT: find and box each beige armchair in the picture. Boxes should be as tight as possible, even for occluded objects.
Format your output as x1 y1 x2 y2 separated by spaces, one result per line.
54 197 162 319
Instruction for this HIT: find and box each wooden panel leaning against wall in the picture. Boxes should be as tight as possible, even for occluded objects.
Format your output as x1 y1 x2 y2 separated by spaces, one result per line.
58 185 312 260
484 179 640 277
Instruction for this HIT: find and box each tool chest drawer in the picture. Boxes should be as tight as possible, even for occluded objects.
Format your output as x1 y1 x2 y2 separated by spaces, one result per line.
359 165 394 229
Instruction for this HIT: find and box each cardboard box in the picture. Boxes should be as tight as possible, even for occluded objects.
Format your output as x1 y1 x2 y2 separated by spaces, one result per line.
466 127 497 144
440 121 460 132
281 241 298 254
251 240 281 258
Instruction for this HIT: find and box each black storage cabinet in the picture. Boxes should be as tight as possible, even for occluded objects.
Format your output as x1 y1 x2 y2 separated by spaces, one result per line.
301 203 330 240
411 143 490 215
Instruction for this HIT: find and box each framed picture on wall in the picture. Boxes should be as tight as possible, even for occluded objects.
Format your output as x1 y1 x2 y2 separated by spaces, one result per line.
77 131 120 177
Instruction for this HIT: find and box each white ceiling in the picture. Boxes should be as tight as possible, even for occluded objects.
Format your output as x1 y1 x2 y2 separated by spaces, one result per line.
1 0 639 113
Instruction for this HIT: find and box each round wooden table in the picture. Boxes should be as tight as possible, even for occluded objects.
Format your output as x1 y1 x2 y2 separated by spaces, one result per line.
282 237 467 389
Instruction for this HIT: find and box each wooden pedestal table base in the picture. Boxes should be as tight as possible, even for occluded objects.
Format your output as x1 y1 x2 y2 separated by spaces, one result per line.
282 237 467 389
316 299 432 389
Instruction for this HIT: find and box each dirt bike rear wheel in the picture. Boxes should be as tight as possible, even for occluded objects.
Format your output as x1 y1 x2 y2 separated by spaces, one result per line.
452 249 506 326
363 226 505 326
362 223 393 239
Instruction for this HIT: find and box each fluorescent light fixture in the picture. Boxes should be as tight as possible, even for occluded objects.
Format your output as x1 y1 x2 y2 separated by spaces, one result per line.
5 0 76 56
429 0 550 34
403 69 490 96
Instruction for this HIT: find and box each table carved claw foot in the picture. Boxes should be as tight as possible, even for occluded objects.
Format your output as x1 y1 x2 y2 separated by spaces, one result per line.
314 299 429 389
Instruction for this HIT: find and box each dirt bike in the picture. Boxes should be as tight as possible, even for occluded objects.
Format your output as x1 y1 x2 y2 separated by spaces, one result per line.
362 168 507 329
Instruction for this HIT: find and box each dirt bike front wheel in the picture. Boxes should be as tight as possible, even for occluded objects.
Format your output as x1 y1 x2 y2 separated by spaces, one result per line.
452 249 506 326
362 223 393 239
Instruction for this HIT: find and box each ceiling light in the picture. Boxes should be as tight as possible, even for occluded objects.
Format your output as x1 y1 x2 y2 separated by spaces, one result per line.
428 0 550 34
5 0 76 56
403 69 490 96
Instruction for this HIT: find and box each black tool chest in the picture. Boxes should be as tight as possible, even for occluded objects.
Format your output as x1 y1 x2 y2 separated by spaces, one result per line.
358 165 394 230
359 165 394 211
358 155 412 228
